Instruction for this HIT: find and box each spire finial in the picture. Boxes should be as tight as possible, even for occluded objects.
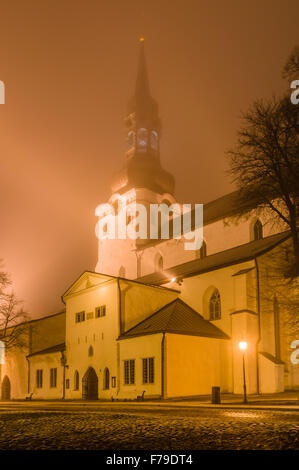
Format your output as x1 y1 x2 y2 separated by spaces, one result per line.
135 37 150 99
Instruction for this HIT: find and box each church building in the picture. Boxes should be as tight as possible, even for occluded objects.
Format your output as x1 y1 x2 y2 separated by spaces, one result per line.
1 41 298 401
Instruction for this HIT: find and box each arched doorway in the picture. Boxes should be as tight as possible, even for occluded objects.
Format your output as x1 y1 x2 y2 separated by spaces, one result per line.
1 376 11 400
82 367 98 400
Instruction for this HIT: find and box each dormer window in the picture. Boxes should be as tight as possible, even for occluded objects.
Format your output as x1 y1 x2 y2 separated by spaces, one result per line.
150 130 158 150
137 128 148 150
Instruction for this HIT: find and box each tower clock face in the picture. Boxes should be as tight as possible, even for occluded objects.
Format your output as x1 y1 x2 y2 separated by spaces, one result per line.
150 130 158 150
137 128 148 148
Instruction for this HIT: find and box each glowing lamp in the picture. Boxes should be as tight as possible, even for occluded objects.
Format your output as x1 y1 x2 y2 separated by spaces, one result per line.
239 341 247 351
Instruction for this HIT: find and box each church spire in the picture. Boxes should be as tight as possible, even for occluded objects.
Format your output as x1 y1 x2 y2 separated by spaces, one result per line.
134 37 151 104
110 40 175 197
127 38 159 128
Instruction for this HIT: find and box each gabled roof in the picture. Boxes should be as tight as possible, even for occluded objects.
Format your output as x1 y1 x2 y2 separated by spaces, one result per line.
137 231 291 285
118 298 229 340
27 343 65 358
62 270 179 302
62 271 115 300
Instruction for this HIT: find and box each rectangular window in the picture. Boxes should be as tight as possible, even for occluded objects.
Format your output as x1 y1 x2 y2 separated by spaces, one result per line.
75 311 85 323
95 305 106 318
143 358 154 384
66 379 70 389
50 368 57 388
36 369 43 388
111 376 116 388
124 359 135 385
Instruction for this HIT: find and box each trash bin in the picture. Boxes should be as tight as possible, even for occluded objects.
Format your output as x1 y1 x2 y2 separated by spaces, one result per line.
211 386 221 404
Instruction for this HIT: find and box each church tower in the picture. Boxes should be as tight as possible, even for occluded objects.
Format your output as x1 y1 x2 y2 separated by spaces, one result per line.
95 39 177 279
111 38 175 197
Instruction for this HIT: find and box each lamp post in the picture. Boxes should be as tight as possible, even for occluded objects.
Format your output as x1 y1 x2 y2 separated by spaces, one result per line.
239 341 248 404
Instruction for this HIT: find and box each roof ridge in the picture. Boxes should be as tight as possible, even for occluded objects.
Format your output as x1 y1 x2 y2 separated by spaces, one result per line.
137 230 291 285
27 342 66 358
121 298 179 335
119 298 230 340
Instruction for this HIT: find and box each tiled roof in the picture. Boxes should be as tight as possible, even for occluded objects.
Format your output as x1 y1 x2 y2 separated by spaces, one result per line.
202 190 247 225
27 343 65 358
119 298 229 340
137 231 291 286
136 190 252 250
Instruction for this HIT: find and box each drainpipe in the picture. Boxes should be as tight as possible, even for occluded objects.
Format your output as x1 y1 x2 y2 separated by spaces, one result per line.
161 333 166 399
254 257 261 394
26 357 30 394
117 279 122 396
60 352 67 400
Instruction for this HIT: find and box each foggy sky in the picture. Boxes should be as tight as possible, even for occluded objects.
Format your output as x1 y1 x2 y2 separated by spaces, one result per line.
0 0 298 317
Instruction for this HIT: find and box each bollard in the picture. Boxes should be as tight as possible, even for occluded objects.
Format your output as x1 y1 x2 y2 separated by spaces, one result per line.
211 386 221 404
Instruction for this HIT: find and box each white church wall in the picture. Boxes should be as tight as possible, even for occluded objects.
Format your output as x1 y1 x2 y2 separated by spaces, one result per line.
65 279 119 399
28 352 63 399
177 261 255 337
118 333 162 399
119 280 178 333
165 333 227 397
1 346 28 399
259 354 284 393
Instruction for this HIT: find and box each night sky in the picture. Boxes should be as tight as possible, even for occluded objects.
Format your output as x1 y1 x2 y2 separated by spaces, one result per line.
0 0 298 318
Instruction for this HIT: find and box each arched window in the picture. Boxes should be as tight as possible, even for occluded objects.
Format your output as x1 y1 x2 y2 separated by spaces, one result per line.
127 130 135 150
119 266 126 278
1 375 11 400
74 370 79 390
150 130 158 150
155 254 163 272
88 345 94 357
137 128 148 150
209 289 221 320
253 219 263 241
104 368 110 390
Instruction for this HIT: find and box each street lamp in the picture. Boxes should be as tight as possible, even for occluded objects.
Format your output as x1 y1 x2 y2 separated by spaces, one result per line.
239 341 248 404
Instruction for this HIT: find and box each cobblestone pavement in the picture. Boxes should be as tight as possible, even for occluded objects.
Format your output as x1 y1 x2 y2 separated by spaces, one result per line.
0 403 298 450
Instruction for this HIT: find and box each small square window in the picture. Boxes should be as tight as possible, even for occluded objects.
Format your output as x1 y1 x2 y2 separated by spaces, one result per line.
95 305 106 318
75 311 85 323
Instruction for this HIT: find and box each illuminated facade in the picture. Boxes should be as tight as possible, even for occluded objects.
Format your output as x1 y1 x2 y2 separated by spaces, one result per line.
1 42 298 401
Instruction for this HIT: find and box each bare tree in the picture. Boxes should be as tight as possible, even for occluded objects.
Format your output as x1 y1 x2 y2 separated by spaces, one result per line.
283 45 299 82
227 94 299 276
257 240 299 336
0 264 29 352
